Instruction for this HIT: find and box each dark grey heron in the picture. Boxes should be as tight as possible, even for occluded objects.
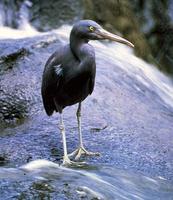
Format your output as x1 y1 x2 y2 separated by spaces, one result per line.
41 20 134 165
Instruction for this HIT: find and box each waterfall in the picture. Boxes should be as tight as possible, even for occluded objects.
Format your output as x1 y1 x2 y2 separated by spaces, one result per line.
169 1 173 20
0 0 37 38
0 0 17 28
17 0 36 32
0 2 5 26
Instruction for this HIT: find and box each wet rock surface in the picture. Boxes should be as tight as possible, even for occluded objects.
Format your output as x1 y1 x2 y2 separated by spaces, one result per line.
0 33 62 126
0 29 173 176
0 1 173 199
0 29 173 199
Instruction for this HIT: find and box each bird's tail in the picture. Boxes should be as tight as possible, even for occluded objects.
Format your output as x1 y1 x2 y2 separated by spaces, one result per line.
42 95 55 116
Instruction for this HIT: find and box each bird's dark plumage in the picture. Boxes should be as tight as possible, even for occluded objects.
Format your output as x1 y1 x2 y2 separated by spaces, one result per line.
42 20 98 115
41 20 134 116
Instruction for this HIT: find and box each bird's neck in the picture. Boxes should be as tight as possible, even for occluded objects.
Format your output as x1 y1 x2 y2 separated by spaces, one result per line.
70 34 88 60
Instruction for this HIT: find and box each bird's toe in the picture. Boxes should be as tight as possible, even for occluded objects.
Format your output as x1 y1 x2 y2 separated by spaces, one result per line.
62 156 86 167
75 146 101 160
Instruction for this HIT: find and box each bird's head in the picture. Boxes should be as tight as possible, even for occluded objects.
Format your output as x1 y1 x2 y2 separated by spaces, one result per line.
71 20 134 48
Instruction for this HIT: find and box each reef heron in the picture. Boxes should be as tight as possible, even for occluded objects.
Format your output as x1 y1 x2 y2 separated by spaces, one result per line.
41 20 134 165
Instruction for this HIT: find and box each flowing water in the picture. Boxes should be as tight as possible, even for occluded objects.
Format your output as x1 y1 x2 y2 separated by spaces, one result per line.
0 160 173 200
0 3 173 200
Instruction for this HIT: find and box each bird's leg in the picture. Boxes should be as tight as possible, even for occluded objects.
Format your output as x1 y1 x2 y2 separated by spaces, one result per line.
68 103 100 160
77 102 83 148
59 113 71 165
59 113 86 166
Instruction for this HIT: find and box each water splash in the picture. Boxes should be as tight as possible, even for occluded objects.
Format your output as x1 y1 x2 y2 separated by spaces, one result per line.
0 160 172 200
0 26 39 39
101 42 173 108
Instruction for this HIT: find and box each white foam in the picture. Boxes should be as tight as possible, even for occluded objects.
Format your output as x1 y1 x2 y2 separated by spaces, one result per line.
20 159 60 171
91 39 173 108
0 26 39 39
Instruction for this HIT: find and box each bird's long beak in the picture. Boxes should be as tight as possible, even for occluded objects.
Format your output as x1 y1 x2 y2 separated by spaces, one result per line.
96 28 134 48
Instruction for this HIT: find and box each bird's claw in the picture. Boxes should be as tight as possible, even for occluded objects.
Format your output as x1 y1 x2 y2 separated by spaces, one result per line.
62 156 86 167
68 146 100 160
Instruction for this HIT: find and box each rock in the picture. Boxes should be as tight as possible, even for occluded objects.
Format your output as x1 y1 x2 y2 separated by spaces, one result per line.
0 28 173 182
0 33 62 127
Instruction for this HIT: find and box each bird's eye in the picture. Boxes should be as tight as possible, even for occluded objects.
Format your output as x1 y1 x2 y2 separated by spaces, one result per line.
89 26 94 32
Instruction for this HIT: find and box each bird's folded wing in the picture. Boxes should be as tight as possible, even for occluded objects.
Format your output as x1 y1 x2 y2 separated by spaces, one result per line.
41 55 63 115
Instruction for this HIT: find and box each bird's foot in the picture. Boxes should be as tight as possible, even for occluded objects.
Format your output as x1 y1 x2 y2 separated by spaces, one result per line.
68 146 100 160
62 156 86 167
